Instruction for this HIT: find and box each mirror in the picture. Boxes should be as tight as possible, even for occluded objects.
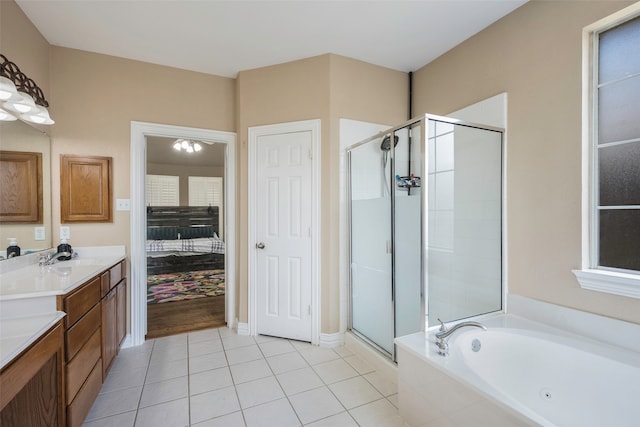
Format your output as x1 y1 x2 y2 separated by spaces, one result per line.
0 120 51 257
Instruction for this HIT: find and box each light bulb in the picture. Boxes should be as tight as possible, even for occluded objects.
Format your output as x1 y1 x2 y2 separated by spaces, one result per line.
173 142 181 150
181 140 189 149
194 143 202 152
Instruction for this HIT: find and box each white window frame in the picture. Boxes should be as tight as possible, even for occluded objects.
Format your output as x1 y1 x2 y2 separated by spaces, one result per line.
188 176 224 239
574 2 640 299
146 174 179 206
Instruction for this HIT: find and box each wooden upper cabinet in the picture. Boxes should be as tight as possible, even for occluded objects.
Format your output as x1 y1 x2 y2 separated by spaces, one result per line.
0 151 43 223
61 155 112 223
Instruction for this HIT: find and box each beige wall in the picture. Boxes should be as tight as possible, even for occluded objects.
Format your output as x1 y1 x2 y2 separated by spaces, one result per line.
412 0 639 324
49 47 235 252
236 54 407 332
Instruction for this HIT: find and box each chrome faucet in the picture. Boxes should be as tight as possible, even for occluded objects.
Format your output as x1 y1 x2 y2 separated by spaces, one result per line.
435 318 487 356
40 251 72 266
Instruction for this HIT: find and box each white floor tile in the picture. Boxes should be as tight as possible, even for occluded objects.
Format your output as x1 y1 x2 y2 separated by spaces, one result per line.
192 411 246 427
343 355 375 375
266 351 309 374
298 347 340 366
217 327 236 337
85 386 142 421
235 376 285 409
145 358 188 383
243 397 301 427
222 334 256 350
152 334 188 349
189 338 224 357
188 328 221 344
348 398 405 427
288 387 345 424
100 365 147 393
276 367 324 395
189 386 241 424
82 410 136 427
189 366 234 395
189 351 228 374
226 344 263 365
229 359 273 384
134 397 189 427
329 376 383 409
364 371 398 396
387 393 399 408
303 411 358 427
258 339 296 357
333 346 354 358
254 334 281 343
150 342 188 364
139 376 188 408
312 358 359 384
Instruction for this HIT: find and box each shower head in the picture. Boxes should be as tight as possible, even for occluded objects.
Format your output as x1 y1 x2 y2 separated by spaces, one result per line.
380 135 399 151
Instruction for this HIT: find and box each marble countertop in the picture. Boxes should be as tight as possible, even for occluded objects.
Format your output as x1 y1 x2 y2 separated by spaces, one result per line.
0 311 66 369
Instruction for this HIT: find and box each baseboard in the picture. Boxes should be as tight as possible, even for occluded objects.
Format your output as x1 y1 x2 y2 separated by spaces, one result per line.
319 332 345 348
237 322 250 336
120 334 133 349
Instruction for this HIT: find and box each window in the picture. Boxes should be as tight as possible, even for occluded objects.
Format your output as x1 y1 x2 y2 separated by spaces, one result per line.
188 176 224 238
146 174 179 206
575 4 640 298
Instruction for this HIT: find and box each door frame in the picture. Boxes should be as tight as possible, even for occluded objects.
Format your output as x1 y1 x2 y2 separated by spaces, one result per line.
248 119 321 344
130 121 236 347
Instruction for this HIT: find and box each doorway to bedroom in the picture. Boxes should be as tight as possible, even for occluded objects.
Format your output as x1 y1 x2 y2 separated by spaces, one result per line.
144 135 227 339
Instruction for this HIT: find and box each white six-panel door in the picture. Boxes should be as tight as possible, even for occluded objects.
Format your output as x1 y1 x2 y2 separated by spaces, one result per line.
255 131 313 341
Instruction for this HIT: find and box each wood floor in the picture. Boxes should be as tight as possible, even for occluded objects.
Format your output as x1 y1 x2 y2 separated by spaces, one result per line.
146 295 225 339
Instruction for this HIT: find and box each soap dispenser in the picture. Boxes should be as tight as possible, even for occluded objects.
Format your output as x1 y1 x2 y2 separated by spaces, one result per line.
6 238 20 258
57 239 72 261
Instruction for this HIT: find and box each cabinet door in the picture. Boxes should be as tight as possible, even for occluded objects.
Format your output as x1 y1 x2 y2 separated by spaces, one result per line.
60 154 112 223
101 288 117 377
116 279 127 347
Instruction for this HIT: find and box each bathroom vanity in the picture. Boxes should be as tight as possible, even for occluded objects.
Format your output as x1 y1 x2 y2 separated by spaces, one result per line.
0 246 126 427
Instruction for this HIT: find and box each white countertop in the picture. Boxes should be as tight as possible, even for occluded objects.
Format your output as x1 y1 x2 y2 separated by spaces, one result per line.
0 246 125 300
0 311 66 369
0 246 125 369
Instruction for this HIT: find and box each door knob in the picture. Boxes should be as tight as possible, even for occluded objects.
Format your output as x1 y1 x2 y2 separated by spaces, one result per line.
256 242 265 249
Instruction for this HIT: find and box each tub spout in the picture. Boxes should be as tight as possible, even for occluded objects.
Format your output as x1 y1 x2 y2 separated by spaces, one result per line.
435 318 487 356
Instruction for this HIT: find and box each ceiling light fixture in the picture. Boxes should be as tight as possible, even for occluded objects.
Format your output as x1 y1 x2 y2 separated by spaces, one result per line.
173 139 202 153
0 54 54 125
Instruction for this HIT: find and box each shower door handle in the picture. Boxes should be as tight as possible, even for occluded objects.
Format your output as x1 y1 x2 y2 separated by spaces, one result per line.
256 242 265 249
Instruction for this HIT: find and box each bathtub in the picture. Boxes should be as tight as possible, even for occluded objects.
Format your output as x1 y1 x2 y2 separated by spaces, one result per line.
395 314 640 427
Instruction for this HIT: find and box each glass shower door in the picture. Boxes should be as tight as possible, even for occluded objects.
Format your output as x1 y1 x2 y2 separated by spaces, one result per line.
349 136 393 355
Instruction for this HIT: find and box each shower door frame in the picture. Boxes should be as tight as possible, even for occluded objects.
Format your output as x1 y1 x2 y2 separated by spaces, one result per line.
346 115 427 362
346 113 505 362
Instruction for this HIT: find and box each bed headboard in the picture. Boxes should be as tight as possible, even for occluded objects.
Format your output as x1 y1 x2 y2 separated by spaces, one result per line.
146 206 219 240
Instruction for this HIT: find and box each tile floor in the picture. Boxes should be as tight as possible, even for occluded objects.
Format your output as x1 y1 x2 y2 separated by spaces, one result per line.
84 327 407 426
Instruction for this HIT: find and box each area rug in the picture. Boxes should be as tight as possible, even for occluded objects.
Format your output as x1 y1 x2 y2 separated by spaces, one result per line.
147 269 225 304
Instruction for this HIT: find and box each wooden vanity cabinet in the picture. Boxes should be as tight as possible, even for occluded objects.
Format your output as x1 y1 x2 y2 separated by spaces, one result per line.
57 276 102 427
0 320 65 427
101 260 126 377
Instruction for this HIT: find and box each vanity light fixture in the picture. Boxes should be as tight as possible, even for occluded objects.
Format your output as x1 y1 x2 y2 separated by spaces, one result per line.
173 139 202 153
0 54 54 125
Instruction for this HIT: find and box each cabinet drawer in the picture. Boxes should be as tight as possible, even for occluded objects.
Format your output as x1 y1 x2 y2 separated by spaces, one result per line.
64 277 101 328
66 303 101 362
66 328 101 403
66 358 102 427
101 262 123 297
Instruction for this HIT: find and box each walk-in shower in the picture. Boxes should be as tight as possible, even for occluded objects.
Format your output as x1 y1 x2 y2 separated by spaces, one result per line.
347 114 503 361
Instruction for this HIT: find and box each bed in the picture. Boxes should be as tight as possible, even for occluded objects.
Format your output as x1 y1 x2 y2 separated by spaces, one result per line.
146 206 225 275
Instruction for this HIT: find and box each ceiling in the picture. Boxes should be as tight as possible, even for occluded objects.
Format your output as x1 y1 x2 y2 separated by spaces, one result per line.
16 0 527 78
147 136 226 167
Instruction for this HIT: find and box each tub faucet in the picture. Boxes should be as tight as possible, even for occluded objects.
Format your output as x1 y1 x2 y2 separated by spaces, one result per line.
435 318 487 357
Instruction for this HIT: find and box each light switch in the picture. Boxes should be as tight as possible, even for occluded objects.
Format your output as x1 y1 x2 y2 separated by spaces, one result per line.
34 226 46 241
116 199 131 211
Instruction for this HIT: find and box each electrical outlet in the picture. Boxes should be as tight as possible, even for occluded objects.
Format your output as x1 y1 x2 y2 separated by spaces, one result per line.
116 199 131 211
34 226 46 241
60 226 70 240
